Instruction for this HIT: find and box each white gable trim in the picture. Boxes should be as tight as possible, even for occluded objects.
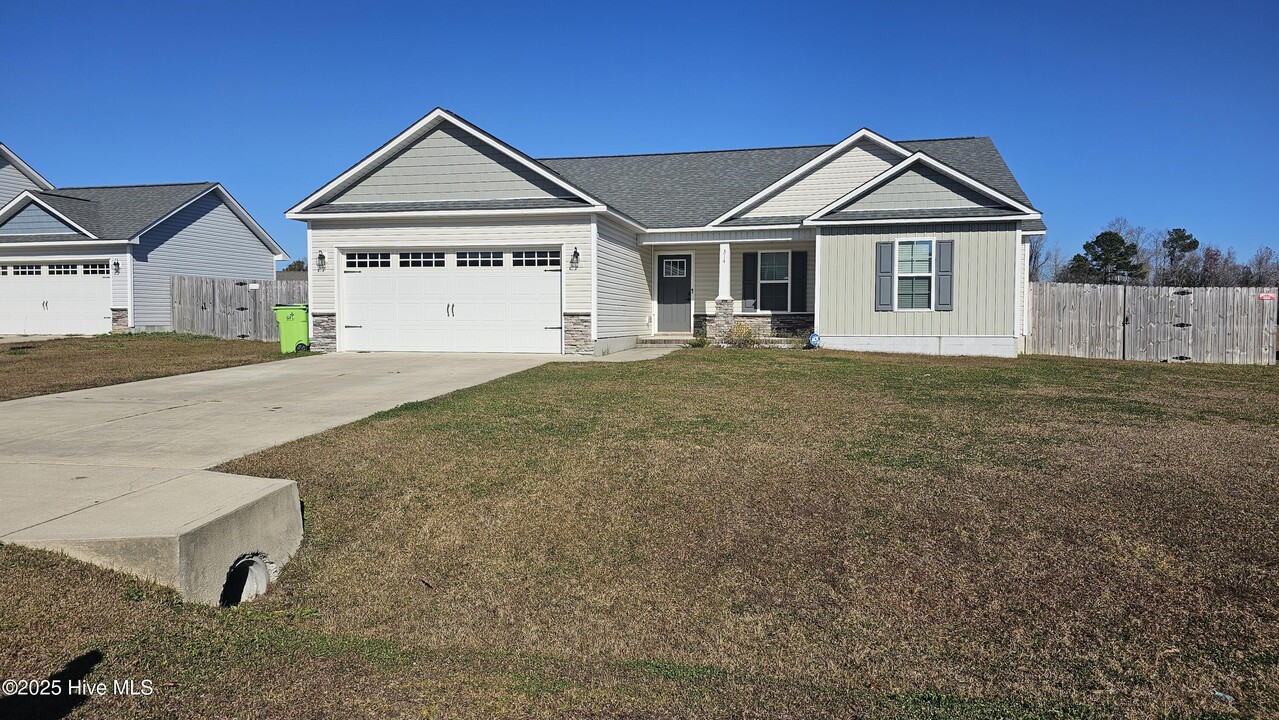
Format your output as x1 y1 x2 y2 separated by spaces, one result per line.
0 143 54 190
0 191 98 238
807 213 1040 227
806 152 1038 222
708 129 912 226
135 184 286 259
287 108 604 215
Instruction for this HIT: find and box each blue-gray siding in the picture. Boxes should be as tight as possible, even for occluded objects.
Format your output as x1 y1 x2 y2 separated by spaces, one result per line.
131 192 275 328
0 160 40 207
0 201 78 235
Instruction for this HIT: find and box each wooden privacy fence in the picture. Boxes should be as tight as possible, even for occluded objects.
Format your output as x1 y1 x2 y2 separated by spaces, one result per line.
171 275 308 342
1027 282 1277 364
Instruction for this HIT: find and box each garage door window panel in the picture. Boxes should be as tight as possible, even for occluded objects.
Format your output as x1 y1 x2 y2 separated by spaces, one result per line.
48 264 78 275
457 251 504 267
400 252 444 268
346 252 391 268
14 265 40 276
512 250 560 267
82 263 109 275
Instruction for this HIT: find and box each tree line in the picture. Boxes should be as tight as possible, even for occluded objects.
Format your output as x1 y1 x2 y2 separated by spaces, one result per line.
1030 218 1279 287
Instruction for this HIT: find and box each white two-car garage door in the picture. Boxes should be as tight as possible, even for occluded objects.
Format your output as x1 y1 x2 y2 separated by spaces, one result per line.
341 249 562 353
0 262 112 335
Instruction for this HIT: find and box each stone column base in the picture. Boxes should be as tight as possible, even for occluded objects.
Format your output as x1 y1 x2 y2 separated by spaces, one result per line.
110 308 129 333
563 313 593 355
709 299 735 342
311 313 336 352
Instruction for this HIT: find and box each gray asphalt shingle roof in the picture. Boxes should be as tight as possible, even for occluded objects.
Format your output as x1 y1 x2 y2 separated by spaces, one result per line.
22 183 215 240
540 136 1041 229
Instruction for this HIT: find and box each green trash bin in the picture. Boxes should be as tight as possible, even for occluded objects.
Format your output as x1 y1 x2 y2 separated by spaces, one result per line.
273 304 310 353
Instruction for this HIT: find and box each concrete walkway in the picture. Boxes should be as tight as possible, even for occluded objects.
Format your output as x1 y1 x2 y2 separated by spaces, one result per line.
0 350 671 603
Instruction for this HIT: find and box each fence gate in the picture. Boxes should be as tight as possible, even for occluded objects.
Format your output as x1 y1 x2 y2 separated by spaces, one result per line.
1028 283 1277 365
171 275 308 342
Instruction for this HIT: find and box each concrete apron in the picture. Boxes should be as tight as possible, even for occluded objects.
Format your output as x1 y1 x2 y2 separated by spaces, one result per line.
0 351 560 605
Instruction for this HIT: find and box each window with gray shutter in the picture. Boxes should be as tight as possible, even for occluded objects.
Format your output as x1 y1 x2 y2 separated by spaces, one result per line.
935 240 954 311
874 242 893 311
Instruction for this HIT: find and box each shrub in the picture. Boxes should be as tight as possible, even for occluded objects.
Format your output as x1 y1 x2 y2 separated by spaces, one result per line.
722 323 758 349
684 334 710 348
787 329 814 350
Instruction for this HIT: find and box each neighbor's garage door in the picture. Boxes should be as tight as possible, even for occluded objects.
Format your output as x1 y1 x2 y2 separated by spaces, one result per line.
0 262 112 335
341 249 562 353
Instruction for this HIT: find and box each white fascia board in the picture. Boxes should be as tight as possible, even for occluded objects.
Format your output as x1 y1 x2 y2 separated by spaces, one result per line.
287 108 604 215
807 152 1038 221
598 209 646 234
640 223 804 235
806 213 1041 227
0 240 130 251
641 235 812 246
0 144 54 190
287 205 607 221
0 190 99 238
708 128 913 226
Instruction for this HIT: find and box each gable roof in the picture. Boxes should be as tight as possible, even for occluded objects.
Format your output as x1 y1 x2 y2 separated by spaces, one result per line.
0 143 54 190
540 136 1040 229
288 108 607 217
0 182 284 254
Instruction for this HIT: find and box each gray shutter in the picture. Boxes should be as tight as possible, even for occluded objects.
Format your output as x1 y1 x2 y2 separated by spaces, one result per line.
935 240 954 311
874 242 893 312
742 252 758 312
790 251 807 312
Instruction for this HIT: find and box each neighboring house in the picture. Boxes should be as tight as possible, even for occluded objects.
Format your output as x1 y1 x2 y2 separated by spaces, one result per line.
288 108 1045 357
0 143 285 334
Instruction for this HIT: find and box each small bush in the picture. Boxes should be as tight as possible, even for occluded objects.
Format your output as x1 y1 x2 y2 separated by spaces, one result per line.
787 329 815 350
722 323 757 349
684 334 710 349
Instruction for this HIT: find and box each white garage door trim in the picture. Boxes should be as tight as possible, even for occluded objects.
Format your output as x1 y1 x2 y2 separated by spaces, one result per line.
338 247 564 353
0 261 113 335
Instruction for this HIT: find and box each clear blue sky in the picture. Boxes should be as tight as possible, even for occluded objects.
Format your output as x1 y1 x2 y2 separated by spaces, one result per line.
3 1 1275 265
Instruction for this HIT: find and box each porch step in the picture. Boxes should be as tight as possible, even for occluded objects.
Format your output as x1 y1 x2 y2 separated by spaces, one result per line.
637 336 693 346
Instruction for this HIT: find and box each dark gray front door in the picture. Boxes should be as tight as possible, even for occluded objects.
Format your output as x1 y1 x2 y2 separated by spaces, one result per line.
657 254 692 333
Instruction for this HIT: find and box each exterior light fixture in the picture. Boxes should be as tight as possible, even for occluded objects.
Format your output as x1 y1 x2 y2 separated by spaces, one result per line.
111 259 121 274
316 251 326 272
570 247 580 270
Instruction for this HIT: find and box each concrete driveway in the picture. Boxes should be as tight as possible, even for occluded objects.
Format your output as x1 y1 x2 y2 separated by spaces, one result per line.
0 352 557 603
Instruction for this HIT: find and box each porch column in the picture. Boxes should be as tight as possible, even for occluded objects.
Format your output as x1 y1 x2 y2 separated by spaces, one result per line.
712 242 734 341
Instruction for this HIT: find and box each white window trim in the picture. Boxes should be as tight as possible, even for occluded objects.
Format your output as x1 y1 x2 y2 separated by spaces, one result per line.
661 257 687 278
756 250 791 313
893 238 935 312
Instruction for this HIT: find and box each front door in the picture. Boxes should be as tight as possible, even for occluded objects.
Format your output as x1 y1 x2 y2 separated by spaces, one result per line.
656 254 692 333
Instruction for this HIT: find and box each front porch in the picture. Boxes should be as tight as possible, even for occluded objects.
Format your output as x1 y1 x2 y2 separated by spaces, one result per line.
644 237 816 343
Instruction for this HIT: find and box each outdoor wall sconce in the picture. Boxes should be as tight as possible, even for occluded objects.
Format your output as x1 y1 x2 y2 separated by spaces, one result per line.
570 247 580 270
316 251 326 272
111 259 120 274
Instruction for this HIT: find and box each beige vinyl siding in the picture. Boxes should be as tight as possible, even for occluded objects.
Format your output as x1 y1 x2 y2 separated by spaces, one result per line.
0 245 130 309
307 216 592 314
330 121 569 204
595 217 651 338
132 193 276 328
841 166 1004 211
0 160 40 207
644 227 816 314
742 141 899 219
818 223 1018 336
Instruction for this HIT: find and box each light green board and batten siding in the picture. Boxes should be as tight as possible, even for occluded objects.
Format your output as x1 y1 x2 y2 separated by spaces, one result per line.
328 122 572 204
839 166 1006 211
817 223 1019 355
741 140 899 219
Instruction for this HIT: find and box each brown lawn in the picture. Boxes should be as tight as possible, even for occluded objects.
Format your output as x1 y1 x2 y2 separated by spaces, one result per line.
2 349 1277 718
0 333 295 401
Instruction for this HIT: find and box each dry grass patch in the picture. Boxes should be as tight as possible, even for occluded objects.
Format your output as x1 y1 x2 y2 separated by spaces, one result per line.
0 333 297 400
3 350 1277 718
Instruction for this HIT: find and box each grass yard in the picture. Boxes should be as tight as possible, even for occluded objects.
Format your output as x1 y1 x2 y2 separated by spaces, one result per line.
3 349 1278 718
0 333 298 401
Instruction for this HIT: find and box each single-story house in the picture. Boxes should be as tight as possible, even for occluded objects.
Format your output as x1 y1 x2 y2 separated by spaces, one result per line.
287 108 1045 357
0 142 285 334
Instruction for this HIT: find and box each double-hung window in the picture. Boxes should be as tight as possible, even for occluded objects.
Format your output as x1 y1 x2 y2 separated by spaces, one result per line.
895 239 933 310
758 251 790 312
